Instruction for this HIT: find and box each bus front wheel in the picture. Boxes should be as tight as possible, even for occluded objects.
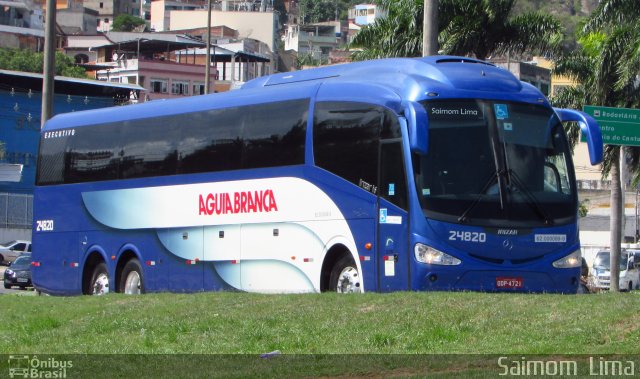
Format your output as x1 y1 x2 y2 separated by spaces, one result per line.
119 259 144 295
329 255 361 293
90 262 110 295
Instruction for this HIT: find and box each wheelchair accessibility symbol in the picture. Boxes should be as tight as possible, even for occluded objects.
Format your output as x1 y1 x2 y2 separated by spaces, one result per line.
494 104 509 119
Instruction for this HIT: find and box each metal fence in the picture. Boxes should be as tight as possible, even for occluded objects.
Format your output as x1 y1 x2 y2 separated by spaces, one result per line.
0 192 33 229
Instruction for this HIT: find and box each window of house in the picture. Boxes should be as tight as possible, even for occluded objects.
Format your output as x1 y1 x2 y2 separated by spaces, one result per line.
192 82 205 96
171 81 189 96
150 79 168 93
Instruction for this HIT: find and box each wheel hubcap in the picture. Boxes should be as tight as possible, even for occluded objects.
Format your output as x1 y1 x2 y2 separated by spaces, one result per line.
92 273 109 295
337 266 361 293
124 271 141 295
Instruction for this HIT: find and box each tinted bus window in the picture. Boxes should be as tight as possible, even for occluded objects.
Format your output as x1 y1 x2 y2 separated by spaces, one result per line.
380 141 407 209
66 123 121 183
179 106 243 174
313 102 383 192
242 100 308 169
37 99 309 185
121 117 180 179
37 132 69 185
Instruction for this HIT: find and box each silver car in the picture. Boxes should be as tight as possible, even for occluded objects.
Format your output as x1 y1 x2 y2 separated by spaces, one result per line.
0 240 31 265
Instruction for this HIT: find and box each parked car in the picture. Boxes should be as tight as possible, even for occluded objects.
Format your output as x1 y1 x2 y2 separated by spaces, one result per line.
0 240 31 265
4 252 32 289
591 250 640 291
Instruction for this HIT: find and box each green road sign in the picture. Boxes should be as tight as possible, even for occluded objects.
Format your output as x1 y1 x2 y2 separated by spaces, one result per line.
582 105 640 146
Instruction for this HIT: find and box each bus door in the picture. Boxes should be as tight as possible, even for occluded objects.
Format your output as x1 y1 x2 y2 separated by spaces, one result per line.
159 227 204 292
377 140 410 291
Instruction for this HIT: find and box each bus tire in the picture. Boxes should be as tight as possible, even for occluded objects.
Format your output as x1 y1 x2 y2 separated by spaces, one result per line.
89 262 110 295
329 255 361 293
119 259 144 295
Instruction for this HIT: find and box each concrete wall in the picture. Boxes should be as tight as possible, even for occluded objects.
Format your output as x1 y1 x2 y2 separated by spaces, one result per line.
169 10 277 51
0 228 31 243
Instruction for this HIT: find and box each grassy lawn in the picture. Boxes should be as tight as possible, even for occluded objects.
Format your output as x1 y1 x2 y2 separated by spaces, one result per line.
1 291 638 354
0 291 638 377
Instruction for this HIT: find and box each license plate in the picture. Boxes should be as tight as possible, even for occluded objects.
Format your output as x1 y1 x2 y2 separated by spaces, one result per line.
496 277 522 289
17 278 28 283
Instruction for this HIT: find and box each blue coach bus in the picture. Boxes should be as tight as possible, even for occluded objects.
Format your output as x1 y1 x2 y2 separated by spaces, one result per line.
32 56 603 295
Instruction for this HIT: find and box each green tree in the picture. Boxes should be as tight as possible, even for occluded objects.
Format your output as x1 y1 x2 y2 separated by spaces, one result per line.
552 0 640 292
296 0 363 24
295 52 324 68
112 14 147 32
350 0 563 60
349 0 423 60
0 48 88 78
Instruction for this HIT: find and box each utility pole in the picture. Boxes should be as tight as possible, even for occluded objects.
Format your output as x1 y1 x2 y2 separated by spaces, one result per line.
610 147 622 292
621 146 627 241
205 0 212 94
422 0 438 56
41 0 56 127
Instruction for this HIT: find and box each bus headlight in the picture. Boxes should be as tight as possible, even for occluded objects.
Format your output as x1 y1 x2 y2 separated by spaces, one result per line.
552 250 581 268
415 243 461 265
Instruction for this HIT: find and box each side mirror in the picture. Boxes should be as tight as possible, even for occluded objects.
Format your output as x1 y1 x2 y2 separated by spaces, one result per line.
404 101 429 155
553 108 603 165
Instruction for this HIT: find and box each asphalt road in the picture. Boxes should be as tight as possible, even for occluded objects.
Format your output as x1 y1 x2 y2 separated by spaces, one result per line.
0 266 35 295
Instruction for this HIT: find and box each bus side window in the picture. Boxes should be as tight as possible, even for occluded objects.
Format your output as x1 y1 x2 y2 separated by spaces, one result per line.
121 117 180 179
65 123 121 183
242 99 308 169
313 102 381 193
380 140 407 210
37 135 67 185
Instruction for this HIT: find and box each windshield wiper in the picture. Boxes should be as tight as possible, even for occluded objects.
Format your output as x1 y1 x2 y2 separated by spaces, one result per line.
458 169 505 223
505 169 554 226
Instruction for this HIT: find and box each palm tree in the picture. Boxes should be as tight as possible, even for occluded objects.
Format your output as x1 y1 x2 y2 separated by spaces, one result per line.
438 0 562 60
553 1 640 291
350 0 563 60
583 0 640 94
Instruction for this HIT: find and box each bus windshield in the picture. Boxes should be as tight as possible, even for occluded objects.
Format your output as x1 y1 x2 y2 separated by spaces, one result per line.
414 100 576 228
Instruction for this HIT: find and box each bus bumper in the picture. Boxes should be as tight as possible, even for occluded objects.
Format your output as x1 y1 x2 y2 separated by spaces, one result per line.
413 267 580 294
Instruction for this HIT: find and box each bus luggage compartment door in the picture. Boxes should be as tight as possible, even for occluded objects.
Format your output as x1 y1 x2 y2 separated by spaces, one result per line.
157 227 204 292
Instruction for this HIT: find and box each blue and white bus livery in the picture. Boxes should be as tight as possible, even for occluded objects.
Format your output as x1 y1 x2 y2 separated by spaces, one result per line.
32 56 603 295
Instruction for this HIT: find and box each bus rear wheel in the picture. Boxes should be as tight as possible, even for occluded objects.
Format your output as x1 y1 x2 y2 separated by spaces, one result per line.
90 262 110 295
329 255 361 293
119 259 144 295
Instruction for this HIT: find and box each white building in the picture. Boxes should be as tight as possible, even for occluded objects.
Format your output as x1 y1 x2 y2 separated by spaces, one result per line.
149 0 200 32
348 3 386 26
84 0 137 32
166 7 278 52
283 21 341 61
